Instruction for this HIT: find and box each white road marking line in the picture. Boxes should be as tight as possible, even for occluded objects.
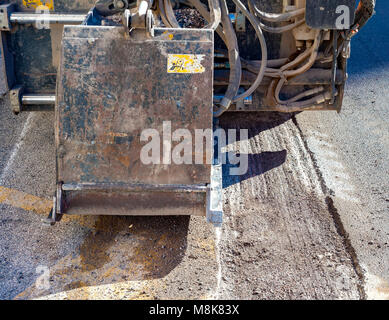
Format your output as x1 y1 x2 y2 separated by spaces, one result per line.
0 113 35 184
211 226 223 299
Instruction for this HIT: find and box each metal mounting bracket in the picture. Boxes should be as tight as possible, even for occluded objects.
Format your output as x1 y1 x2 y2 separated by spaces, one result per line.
235 9 245 32
10 85 23 115
0 3 15 31
206 164 223 227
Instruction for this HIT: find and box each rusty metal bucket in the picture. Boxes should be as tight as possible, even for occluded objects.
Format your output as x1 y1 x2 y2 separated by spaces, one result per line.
54 24 222 224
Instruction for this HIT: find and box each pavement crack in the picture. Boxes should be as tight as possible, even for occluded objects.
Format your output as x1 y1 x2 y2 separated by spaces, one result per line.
325 196 367 299
292 115 366 300
291 116 332 196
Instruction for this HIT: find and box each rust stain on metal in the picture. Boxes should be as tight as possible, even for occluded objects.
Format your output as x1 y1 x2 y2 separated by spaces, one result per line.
57 26 213 185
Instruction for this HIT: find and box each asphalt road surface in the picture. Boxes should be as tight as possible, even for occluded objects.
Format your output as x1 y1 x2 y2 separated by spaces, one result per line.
0 2 388 299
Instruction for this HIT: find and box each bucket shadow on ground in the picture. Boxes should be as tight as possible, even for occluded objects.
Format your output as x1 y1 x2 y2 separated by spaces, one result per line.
18 215 192 299
219 112 293 188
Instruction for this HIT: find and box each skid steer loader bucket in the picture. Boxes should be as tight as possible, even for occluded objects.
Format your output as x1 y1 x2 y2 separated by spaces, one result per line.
54 24 223 223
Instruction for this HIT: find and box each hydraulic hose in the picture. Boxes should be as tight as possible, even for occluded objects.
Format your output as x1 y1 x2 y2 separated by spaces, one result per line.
154 0 336 113
282 31 322 78
230 0 267 103
243 57 288 69
248 1 305 23
280 47 313 72
163 0 180 27
245 30 321 80
273 31 324 107
276 86 325 104
213 0 242 117
207 0 222 30
158 0 173 27
273 90 333 112
256 18 305 34
161 0 221 31
247 0 305 33
187 0 226 41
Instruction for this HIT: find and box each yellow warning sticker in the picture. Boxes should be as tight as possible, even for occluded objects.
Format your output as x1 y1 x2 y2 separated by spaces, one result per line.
22 0 54 11
167 54 205 74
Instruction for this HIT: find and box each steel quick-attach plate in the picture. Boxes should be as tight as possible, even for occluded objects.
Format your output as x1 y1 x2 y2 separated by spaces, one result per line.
306 0 357 30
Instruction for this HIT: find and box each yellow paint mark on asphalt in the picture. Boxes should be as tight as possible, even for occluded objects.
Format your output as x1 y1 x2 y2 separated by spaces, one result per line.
0 186 52 215
0 186 105 227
